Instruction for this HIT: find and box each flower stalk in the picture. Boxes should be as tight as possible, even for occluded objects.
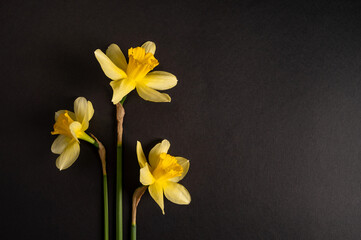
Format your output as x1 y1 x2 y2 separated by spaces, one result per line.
91 134 109 240
93 41 180 240
116 97 126 240
131 186 147 240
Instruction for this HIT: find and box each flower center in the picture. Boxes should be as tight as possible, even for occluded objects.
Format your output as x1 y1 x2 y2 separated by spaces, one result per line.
51 112 75 138
126 47 159 82
152 153 183 181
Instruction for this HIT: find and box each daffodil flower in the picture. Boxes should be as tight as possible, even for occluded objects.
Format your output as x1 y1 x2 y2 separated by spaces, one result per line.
94 41 177 104
136 139 191 214
51 97 96 170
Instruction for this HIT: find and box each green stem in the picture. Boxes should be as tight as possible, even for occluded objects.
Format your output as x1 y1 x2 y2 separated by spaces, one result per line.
116 96 126 240
103 175 109 240
90 135 108 240
116 144 123 240
131 224 136 240
91 141 99 148
81 132 97 146
120 96 127 105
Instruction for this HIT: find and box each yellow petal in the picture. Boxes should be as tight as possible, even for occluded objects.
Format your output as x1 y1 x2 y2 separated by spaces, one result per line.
149 139 170 168
74 97 87 122
136 141 147 168
87 101 94 121
106 43 128 71
148 182 165 214
69 121 82 141
94 49 127 80
55 140 80 170
110 79 136 104
55 110 75 121
140 163 155 185
135 84 171 102
143 71 177 90
163 182 191 205
74 97 92 130
51 135 72 154
168 157 190 182
141 41 156 55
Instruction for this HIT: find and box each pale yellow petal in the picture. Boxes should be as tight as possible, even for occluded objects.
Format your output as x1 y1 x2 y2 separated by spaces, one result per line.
149 139 170 168
74 97 90 130
168 157 190 182
55 110 75 121
140 163 155 185
69 121 82 141
148 182 165 214
135 84 171 102
94 49 127 80
141 41 156 55
110 79 136 104
163 182 191 205
143 71 177 90
136 141 147 168
55 140 80 170
51 135 72 154
87 101 94 121
106 43 128 71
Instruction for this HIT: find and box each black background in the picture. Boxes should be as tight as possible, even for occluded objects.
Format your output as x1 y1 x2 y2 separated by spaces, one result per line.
1 0 361 239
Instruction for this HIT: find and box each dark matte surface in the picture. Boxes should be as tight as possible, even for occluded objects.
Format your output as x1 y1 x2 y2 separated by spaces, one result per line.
1 0 361 239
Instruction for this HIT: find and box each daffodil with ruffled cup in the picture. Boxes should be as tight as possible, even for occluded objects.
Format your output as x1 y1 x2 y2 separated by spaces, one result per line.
94 41 177 104
51 97 110 240
136 139 191 214
51 97 96 170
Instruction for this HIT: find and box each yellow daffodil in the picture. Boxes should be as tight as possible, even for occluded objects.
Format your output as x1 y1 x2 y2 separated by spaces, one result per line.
51 97 95 170
136 139 191 214
94 41 177 104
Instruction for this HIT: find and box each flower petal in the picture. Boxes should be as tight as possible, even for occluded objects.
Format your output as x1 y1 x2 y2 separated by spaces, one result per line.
69 121 82 141
94 49 127 80
143 71 177 90
55 140 80 170
168 157 190 182
149 139 170 168
140 163 155 185
51 135 72 154
74 97 91 130
141 41 156 55
148 182 165 214
106 43 128 71
136 141 147 168
55 110 75 121
163 182 191 205
110 79 136 104
135 84 171 102
87 101 94 121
